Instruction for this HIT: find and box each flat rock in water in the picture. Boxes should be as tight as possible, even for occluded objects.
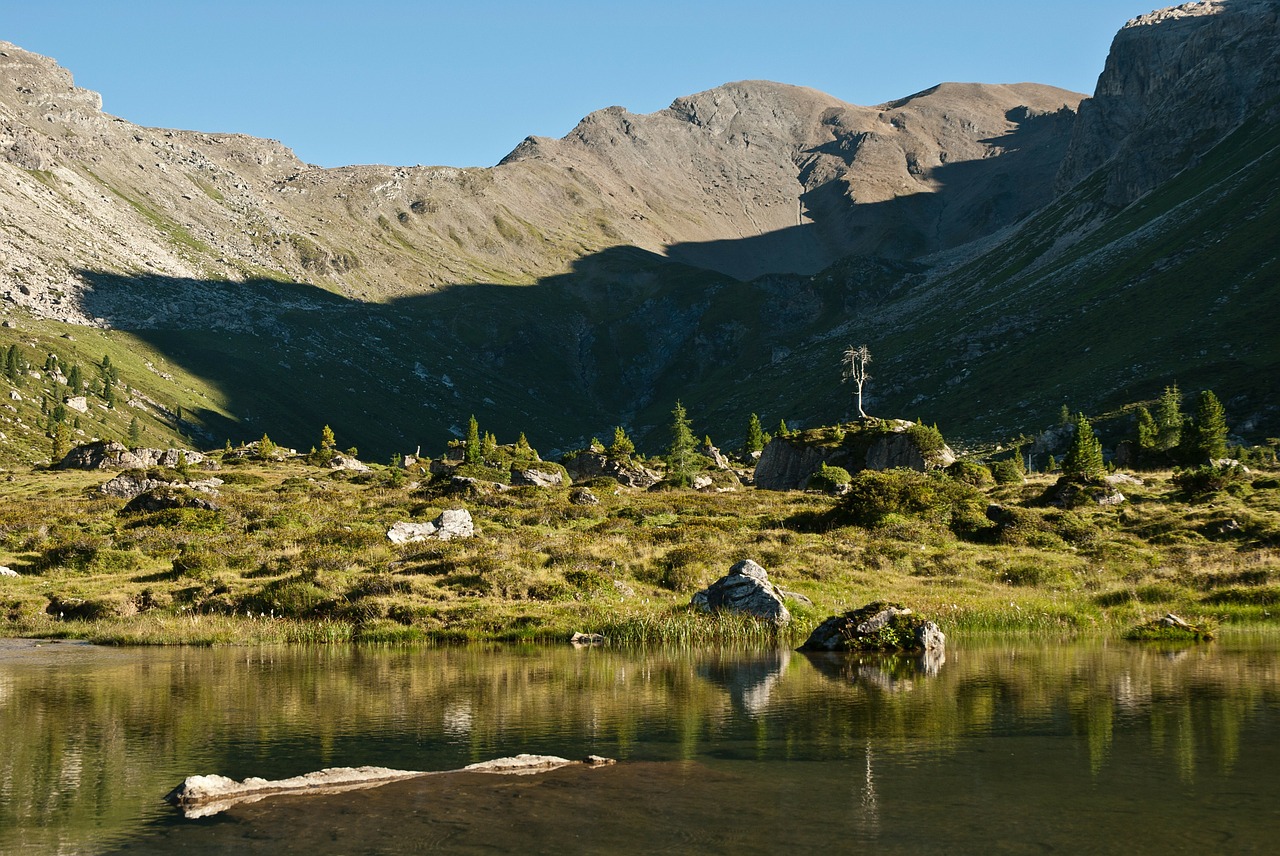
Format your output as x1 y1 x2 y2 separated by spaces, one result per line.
690 559 791 624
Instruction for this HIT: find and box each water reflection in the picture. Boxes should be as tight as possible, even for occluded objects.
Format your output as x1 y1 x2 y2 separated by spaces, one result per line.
1 637 1278 854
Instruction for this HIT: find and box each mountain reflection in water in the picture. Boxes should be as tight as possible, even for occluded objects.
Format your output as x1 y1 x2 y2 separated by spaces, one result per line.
1 637 1277 853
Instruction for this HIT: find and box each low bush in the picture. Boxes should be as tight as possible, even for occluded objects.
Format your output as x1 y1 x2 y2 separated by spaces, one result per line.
808 463 851 493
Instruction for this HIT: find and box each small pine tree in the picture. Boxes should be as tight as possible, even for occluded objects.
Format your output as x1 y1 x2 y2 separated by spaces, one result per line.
44 353 57 373
66 363 82 395
1154 384 1183 453
481 431 498 458
129 416 142 448
464 415 481 464
744 413 765 454
1189 389 1229 463
257 433 277 460
1058 404 1071 427
776 418 790 438
666 400 701 487
320 424 336 450
4 345 20 385
51 422 68 463
1062 413 1105 481
1135 406 1158 451
608 426 635 460
514 432 538 460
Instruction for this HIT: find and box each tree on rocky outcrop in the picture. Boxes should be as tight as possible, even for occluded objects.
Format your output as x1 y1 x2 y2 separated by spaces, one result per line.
514 432 538 461
1062 413 1105 481
776 418 790 438
1188 389 1228 462
842 344 872 418
320 424 336 451
666 401 701 487
257 433 278 461
1154 384 1184 453
608 426 635 461
744 413 765 455
464 415 481 465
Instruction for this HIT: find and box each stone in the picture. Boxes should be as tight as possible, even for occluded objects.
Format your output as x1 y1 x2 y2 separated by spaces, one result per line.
569 487 598 505
122 487 219 514
8 391 20 402
690 559 791 624
799 601 946 653
329 453 370 472
569 631 605 646
99 471 165 499
64 395 89 413
1046 479 1126 507
561 450 660 489
387 508 474 544
691 474 714 491
0 566 17 577
56 440 205 471
511 467 565 488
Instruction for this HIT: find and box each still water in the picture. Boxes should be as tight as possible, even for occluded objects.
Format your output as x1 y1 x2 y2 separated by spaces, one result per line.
2 636 1278 854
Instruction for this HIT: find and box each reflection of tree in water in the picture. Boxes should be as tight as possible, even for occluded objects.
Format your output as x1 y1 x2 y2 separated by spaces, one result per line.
696 650 791 715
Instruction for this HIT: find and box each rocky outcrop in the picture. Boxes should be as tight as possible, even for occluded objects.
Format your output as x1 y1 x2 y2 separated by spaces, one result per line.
800 602 945 653
569 487 599 505
99 472 165 499
511 467 565 488
690 559 791 624
561 451 660 489
328 453 370 472
754 420 956 491
121 487 219 514
386 508 475 544
57 441 206 471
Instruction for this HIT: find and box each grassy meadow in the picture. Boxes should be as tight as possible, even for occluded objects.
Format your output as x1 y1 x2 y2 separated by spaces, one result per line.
1 448 1279 648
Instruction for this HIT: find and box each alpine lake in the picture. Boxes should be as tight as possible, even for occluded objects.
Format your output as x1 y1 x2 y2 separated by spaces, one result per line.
3 634 1279 854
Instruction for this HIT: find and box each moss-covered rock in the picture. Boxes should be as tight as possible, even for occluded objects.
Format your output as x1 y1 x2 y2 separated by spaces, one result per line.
799 601 945 652
1125 613 1214 642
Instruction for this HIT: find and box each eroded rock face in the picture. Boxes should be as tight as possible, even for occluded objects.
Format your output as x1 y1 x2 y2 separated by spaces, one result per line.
691 559 791 624
57 441 206 471
754 420 956 491
800 602 945 653
387 508 475 544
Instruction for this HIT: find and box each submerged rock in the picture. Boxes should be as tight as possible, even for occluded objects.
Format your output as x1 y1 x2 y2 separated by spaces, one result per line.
569 632 606 646
800 601 945 653
1125 612 1214 642
690 559 791 624
165 754 614 818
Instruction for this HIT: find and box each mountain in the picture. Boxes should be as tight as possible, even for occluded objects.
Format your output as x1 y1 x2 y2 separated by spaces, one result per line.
0 0 1277 465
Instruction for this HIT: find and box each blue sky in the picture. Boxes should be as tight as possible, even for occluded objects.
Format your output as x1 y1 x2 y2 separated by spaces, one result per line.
7 1 1156 169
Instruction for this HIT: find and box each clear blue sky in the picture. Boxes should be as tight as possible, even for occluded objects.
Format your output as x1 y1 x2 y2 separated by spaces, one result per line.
7 1 1156 169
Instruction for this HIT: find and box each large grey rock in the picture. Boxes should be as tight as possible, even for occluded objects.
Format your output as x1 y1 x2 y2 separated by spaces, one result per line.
99 472 165 499
57 441 206 471
387 508 475 544
328 453 370 472
0 566 17 577
800 602 945 653
511 467 565 488
691 559 791 624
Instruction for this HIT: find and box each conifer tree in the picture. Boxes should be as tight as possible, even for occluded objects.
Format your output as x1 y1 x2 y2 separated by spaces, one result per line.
744 413 765 454
666 400 701 487
464 415 481 464
1135 406 1158 451
1062 413 1105 481
1058 404 1071 427
257 433 277 460
51 422 69 462
1189 389 1229 463
1154 384 1183 452
66 363 82 395
320 424 336 451
608 426 635 460
129 416 142 448
5 345 22 385
482 431 498 458
776 418 789 438
514 432 537 460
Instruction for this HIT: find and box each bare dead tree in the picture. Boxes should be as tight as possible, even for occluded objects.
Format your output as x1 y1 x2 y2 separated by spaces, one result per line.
842 344 872 418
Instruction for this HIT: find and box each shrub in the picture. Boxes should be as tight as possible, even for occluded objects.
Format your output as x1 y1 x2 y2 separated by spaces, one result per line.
808 463 851 493
991 459 1025 485
836 469 987 533
1172 464 1245 497
947 460 993 487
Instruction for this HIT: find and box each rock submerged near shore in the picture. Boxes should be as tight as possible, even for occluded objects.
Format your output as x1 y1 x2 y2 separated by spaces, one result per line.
166 754 618 818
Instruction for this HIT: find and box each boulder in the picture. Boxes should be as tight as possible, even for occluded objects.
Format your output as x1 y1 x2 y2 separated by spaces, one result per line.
561 451 659 489
800 601 945 653
328 453 370 472
1125 612 1214 642
1045 478 1126 507
122 487 220 514
99 472 166 499
690 559 791 624
569 487 599 505
0 566 17 577
569 632 606 646
387 509 475 544
57 441 205 471
511 467 565 488
65 395 89 413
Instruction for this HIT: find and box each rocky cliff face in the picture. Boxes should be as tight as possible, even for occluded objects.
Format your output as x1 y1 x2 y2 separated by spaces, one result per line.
753 421 956 491
1057 0 1280 205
